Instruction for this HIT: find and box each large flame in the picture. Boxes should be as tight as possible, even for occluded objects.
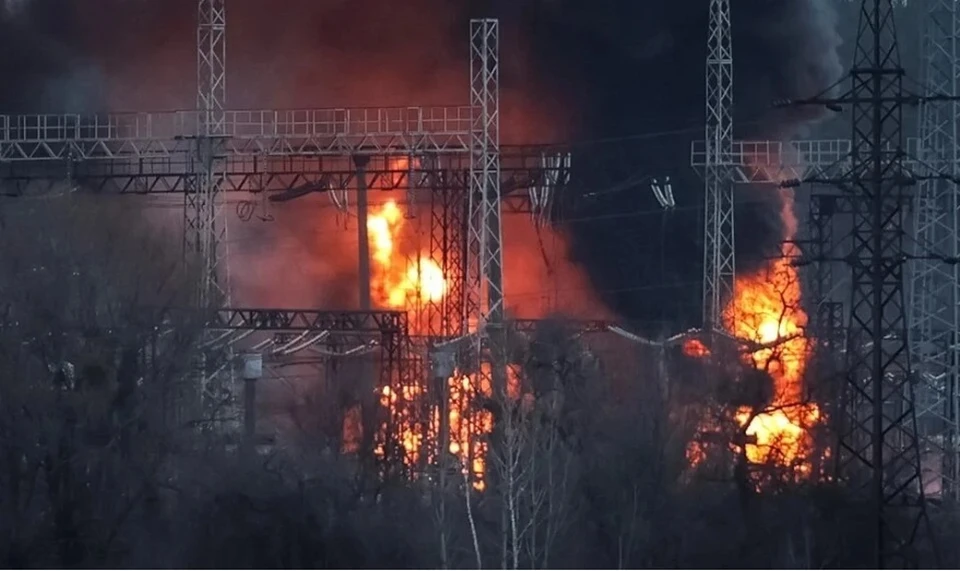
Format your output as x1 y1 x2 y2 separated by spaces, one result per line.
724 244 821 473
366 197 492 490
367 199 447 310
687 195 822 480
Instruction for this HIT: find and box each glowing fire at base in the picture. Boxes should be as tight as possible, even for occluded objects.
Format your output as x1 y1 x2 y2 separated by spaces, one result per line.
687 207 823 480
726 251 821 471
366 199 492 490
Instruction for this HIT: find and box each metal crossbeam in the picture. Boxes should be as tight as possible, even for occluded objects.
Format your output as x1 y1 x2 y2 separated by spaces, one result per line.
178 307 407 333
0 145 566 193
509 319 613 334
0 107 472 161
690 138 928 184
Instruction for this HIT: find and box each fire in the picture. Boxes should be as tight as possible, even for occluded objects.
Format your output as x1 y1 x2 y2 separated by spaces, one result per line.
366 197 493 490
367 200 447 309
436 376 494 491
683 338 711 358
687 197 822 480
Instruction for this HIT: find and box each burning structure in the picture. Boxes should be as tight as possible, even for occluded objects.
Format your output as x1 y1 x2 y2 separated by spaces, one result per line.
683 193 826 486
0 0 938 541
0 0 849 494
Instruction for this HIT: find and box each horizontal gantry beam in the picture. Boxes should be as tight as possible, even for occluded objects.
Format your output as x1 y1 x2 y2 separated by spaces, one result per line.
177 307 409 333
1 109 939 186
0 148 565 193
0 107 473 161
689 138 932 184
165 309 617 336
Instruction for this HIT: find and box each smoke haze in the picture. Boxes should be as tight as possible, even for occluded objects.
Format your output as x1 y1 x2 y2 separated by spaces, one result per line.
0 0 850 328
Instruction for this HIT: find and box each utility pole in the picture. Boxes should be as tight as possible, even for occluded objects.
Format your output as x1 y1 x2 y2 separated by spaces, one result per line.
787 1 936 566
909 0 960 501
702 0 736 329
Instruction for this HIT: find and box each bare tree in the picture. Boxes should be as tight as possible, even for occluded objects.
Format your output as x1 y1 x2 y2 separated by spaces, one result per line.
0 194 202 566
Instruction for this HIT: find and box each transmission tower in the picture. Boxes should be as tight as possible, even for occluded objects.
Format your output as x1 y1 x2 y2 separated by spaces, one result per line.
909 0 960 501
702 0 735 329
792 1 934 566
185 0 228 307
465 19 506 394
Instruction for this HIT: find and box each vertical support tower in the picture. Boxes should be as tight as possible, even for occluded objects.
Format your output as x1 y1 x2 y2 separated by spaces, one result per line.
186 0 228 306
909 0 960 500
840 0 930 565
702 0 736 328
466 19 505 393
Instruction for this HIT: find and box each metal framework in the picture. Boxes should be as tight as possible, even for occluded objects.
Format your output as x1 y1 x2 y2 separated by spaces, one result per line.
0 128 561 219
702 0 735 328
689 137 929 184
426 164 468 339
0 107 472 163
466 19 506 393
817 1 930 565
189 0 228 306
908 0 960 501
194 306 414 471
808 192 839 313
190 307 407 332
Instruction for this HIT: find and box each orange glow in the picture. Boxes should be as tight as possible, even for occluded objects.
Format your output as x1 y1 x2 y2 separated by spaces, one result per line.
687 195 823 480
341 406 362 454
434 375 494 491
366 197 494 490
683 338 711 358
367 199 447 311
502 211 615 321
384 155 419 190
724 198 821 472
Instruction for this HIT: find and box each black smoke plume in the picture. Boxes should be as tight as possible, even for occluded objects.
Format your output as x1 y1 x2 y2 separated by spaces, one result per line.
0 0 846 327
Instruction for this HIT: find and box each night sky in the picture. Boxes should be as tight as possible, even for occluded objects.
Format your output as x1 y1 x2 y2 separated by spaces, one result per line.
0 1 923 331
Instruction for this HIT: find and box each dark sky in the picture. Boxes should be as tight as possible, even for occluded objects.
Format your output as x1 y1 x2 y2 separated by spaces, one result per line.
0 0 923 330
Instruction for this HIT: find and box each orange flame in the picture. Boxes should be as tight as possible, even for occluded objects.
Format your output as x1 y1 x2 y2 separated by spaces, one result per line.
366 198 493 490
367 200 447 309
687 196 822 480
724 183 822 471
683 338 711 358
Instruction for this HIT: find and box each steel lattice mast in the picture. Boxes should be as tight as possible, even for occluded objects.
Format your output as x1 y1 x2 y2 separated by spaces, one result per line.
825 0 931 565
909 0 960 501
702 0 735 329
466 19 506 395
186 0 228 307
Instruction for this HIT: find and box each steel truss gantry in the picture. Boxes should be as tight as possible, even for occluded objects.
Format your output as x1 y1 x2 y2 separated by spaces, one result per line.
189 307 416 471
0 16 526 475
465 18 507 396
190 0 228 307
187 0 230 419
908 0 960 502
702 0 735 329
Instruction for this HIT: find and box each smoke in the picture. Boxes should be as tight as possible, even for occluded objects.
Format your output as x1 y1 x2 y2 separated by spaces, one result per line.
0 0 847 327
518 0 846 328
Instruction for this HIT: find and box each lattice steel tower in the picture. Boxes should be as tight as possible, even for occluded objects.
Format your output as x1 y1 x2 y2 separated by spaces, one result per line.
702 0 735 328
805 0 934 565
465 19 506 394
185 0 228 306
909 0 960 501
